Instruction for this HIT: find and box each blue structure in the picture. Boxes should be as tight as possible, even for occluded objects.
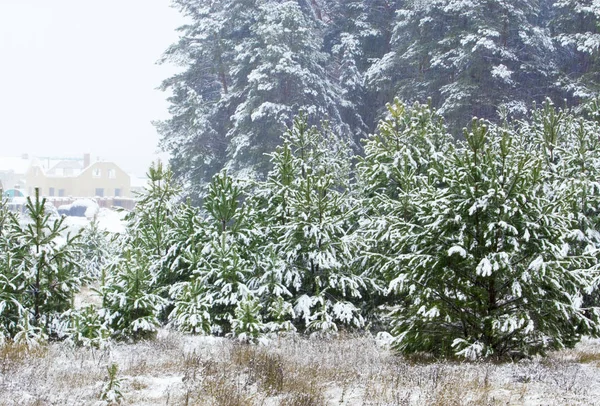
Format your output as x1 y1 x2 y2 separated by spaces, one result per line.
3 188 26 199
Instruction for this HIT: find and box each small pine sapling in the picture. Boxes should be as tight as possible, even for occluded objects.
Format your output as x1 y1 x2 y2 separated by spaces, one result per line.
100 363 123 405
231 298 265 342
78 215 114 280
100 248 166 340
168 279 212 334
63 305 111 348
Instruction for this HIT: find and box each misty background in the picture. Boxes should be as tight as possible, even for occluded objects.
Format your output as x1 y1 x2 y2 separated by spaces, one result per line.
0 0 184 175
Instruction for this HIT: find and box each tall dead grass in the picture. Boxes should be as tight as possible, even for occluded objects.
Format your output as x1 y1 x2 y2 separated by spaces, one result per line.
0 332 598 405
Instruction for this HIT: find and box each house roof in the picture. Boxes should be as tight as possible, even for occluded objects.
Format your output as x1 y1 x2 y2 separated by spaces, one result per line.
46 159 84 177
50 160 83 170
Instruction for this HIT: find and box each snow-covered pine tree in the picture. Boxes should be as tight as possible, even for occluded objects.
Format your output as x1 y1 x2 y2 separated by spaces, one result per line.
100 162 177 339
253 114 369 332
325 0 403 128
325 0 402 73
170 171 256 335
130 162 181 289
231 297 265 342
356 100 452 321
330 32 368 141
226 0 352 178
246 130 299 333
159 0 357 189
62 304 111 348
168 277 212 334
78 215 114 281
0 190 83 343
358 99 451 200
367 0 560 128
163 198 215 334
100 245 166 340
524 100 600 307
156 0 255 195
383 114 599 359
553 0 600 100
0 192 21 344
162 200 207 288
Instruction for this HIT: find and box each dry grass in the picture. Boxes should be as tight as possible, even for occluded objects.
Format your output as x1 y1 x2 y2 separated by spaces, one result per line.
0 342 47 375
0 332 599 405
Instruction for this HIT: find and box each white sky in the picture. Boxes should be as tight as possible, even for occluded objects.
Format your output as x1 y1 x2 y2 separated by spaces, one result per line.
0 0 185 176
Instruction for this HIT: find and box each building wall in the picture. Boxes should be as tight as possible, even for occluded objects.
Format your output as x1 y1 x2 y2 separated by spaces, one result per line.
72 162 130 197
0 170 26 192
26 161 131 198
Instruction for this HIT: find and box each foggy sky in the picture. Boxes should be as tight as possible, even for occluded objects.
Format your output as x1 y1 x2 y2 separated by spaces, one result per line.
0 0 184 175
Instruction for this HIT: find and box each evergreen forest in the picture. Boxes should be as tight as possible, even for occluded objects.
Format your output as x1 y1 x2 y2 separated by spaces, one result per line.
2 0 600 361
157 0 600 196
2 99 600 359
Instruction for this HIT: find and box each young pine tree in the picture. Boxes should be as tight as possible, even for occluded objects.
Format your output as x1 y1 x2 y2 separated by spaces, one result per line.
100 163 176 340
170 171 255 336
526 100 600 307
0 192 22 343
356 100 452 321
254 114 369 332
381 116 599 359
0 189 83 343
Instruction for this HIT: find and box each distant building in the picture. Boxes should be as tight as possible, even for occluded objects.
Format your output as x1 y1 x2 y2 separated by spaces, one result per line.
0 154 30 193
3 188 26 198
26 154 131 198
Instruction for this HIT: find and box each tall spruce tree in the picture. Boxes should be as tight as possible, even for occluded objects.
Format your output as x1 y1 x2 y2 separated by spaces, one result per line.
366 0 560 128
158 0 356 191
226 0 352 178
324 0 404 134
553 0 600 100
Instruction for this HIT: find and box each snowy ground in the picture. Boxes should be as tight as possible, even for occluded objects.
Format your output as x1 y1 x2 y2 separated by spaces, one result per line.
1 332 599 405
62 207 128 235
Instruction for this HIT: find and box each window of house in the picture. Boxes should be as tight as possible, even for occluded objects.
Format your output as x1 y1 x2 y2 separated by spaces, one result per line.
58 189 65 197
114 188 121 197
49 187 55 197
93 168 101 178
108 169 116 179
95 188 104 197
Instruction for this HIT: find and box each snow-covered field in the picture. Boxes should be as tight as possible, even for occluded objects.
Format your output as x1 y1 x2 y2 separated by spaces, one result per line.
62 207 127 235
1 332 599 405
